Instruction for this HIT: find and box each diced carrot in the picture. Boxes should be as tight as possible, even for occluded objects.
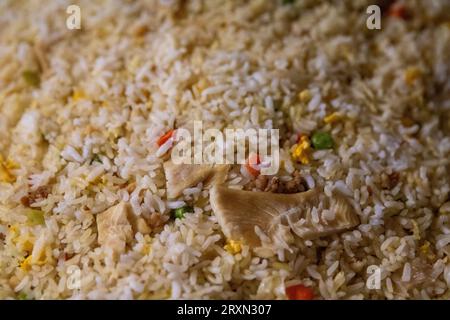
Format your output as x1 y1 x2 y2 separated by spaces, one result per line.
245 153 261 177
286 284 314 300
388 2 408 19
157 129 175 147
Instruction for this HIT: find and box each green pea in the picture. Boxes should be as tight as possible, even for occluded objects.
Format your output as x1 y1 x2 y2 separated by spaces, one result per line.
172 206 193 219
311 132 334 150
22 70 40 87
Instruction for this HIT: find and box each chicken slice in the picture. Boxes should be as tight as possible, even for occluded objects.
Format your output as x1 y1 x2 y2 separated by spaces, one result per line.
163 161 230 199
96 201 134 254
209 186 359 247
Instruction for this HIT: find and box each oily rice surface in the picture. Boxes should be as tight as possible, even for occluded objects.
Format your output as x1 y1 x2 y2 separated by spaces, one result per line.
0 0 449 299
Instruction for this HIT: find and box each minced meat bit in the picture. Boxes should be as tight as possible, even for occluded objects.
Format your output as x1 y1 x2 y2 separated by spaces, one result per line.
265 171 307 194
381 172 400 189
250 170 307 194
21 185 51 207
147 212 169 232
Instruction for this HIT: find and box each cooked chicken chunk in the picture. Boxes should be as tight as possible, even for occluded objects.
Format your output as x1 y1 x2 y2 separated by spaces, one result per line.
210 186 359 247
163 160 229 198
8 110 47 170
164 162 213 198
96 201 134 254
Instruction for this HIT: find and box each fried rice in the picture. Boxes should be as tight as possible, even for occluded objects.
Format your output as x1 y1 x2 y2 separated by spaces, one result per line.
0 0 449 299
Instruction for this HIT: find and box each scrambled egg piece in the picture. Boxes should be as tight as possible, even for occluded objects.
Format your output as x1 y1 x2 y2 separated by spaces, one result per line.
324 112 342 124
8 224 18 235
224 240 242 254
72 89 86 102
17 235 35 253
19 254 46 271
291 136 311 165
0 155 19 183
298 89 311 103
20 256 33 271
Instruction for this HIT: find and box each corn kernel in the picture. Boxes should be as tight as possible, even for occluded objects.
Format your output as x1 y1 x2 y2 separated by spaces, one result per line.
298 90 311 103
324 112 342 124
291 136 311 165
224 240 242 254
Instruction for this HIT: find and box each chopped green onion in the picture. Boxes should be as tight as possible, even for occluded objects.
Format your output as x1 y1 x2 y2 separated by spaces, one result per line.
282 0 295 4
22 70 40 87
17 292 28 300
26 209 45 226
311 131 334 150
172 206 193 219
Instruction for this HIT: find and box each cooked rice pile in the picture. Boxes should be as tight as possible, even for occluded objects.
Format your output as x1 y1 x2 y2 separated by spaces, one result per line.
1 0 450 299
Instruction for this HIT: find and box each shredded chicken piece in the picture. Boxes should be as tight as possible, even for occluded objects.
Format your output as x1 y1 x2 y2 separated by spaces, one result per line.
164 162 213 198
96 202 134 254
163 160 229 198
134 217 152 234
210 186 360 247
205 164 230 186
